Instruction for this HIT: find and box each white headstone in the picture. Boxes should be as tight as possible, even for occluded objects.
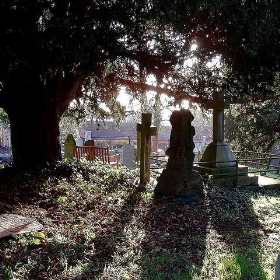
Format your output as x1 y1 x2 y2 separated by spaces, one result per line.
85 131 92 141
76 138 84 146
122 144 136 168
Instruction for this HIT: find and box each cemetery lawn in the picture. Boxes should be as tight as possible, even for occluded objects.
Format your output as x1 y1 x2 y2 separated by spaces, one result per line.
0 160 280 280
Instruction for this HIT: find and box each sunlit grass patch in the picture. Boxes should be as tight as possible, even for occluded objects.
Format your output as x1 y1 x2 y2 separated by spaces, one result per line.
217 252 267 280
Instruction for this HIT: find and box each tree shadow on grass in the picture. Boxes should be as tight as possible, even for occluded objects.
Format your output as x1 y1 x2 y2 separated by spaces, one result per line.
0 171 208 279
65 186 145 280
0 165 272 279
139 194 209 279
139 183 270 279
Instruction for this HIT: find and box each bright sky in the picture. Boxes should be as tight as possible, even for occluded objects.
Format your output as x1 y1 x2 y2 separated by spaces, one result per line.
107 43 220 121
115 43 201 121
116 89 190 122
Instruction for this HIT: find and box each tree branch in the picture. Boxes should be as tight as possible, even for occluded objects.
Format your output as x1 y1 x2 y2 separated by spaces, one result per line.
118 78 206 104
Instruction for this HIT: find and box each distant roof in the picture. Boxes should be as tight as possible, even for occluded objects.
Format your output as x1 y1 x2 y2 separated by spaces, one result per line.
84 121 137 140
84 121 212 141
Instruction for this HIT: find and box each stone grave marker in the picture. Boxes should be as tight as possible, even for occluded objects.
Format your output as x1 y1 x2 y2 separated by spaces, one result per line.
275 254 280 280
155 109 203 197
122 144 136 168
199 91 235 167
85 130 92 141
269 140 280 174
76 138 84 146
137 113 157 184
195 92 258 187
64 134 76 159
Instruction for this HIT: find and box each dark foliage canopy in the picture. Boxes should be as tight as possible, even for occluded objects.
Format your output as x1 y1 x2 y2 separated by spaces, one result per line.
1 0 279 105
0 0 279 168
225 99 280 152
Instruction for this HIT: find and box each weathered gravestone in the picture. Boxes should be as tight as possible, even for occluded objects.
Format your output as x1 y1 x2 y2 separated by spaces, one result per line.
275 254 280 280
137 113 157 184
154 109 204 197
122 144 136 168
76 138 84 146
64 134 76 159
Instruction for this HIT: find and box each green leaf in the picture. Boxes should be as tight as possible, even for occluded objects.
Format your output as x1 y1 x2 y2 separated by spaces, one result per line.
33 232 46 239
58 196 67 203
32 238 41 245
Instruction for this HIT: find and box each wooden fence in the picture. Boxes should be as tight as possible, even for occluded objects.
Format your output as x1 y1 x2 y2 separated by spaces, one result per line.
76 146 120 168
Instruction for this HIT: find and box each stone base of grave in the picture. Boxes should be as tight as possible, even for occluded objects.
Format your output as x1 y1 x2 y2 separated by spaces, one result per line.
194 164 259 187
195 140 258 187
155 170 204 197
199 141 236 167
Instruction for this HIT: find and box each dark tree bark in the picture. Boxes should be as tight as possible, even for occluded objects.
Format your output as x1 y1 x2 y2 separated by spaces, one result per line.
0 72 83 169
7 101 61 169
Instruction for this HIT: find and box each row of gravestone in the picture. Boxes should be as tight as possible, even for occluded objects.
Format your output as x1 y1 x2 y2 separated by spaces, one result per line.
63 107 213 197
64 134 136 168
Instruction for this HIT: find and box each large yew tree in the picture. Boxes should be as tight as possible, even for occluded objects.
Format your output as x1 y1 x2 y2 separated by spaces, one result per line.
0 0 279 169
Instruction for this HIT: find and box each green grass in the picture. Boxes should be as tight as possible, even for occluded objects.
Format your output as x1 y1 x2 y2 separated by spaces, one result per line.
248 167 280 179
217 252 267 280
0 159 279 279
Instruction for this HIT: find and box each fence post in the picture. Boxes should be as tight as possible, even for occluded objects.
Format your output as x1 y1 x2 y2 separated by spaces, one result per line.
267 153 271 170
244 149 248 161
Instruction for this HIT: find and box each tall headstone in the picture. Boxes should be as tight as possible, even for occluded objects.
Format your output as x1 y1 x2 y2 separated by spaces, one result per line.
154 109 203 197
199 91 235 167
151 135 158 153
137 113 157 184
64 134 76 159
275 254 280 280
122 144 136 168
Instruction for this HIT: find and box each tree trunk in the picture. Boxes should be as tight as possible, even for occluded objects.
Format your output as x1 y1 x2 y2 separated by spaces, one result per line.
7 101 62 169
1 72 83 169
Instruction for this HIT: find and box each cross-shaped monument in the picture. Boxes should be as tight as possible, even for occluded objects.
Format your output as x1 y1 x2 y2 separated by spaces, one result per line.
199 91 235 168
195 91 258 187
206 91 230 143
137 113 157 184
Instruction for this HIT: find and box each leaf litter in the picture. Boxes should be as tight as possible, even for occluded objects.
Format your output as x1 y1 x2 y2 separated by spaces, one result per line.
0 160 279 279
